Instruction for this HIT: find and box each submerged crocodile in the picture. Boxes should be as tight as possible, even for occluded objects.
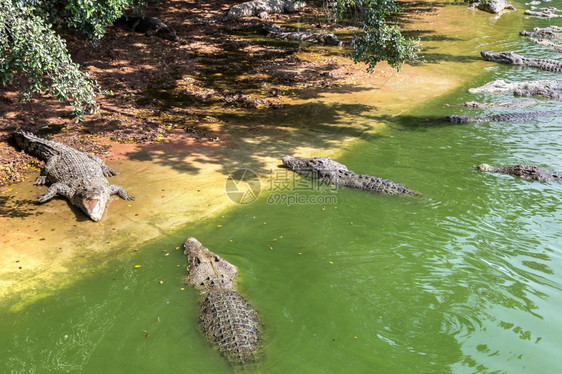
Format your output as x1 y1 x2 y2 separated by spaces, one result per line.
529 37 562 52
520 26 562 40
468 79 562 99
469 0 516 13
12 131 134 221
462 100 538 108
184 238 261 365
264 24 340 45
282 156 420 196
116 16 178 41
478 163 561 182
524 9 561 17
445 109 562 123
480 51 562 72
529 6 561 12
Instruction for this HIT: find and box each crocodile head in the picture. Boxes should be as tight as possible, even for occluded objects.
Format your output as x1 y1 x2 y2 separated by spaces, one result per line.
445 115 469 124
74 186 109 221
281 155 308 169
282 156 348 171
183 237 237 291
478 163 495 172
481 51 520 64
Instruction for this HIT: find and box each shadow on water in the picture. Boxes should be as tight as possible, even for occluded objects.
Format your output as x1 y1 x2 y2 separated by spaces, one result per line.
410 52 481 65
403 29 464 42
362 113 452 132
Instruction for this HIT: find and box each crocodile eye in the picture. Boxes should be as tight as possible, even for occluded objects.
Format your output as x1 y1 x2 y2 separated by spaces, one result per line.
214 256 220 262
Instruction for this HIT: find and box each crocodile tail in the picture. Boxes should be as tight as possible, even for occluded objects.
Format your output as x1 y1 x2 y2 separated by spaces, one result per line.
12 131 37 153
11 131 59 160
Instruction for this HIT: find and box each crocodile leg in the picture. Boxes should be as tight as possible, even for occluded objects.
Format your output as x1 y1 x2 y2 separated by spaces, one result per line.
34 174 48 186
37 183 72 203
85 153 118 177
108 185 134 200
35 154 60 185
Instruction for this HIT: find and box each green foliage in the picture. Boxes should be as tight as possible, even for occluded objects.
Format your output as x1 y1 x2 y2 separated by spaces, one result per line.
331 0 419 70
30 0 145 44
0 0 142 118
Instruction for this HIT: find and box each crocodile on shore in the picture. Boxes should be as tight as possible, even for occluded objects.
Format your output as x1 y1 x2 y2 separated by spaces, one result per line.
228 0 304 19
264 24 340 45
480 51 562 72
469 0 516 13
12 131 134 221
190 0 305 22
520 26 562 40
478 163 561 182
115 16 178 41
184 238 261 366
468 79 562 99
282 156 420 196
445 109 562 123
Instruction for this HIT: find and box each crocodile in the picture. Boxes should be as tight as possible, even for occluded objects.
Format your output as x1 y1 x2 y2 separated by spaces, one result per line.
445 109 562 123
520 26 562 40
188 0 305 22
184 237 261 366
529 37 562 52
12 131 134 221
227 0 304 19
529 6 561 12
524 9 561 17
478 163 561 182
264 24 340 45
480 51 562 72
281 156 420 196
116 16 178 41
462 100 539 108
468 79 562 99
469 0 516 13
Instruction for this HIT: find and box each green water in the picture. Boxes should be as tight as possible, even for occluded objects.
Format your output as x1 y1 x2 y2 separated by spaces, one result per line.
2 2 562 373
